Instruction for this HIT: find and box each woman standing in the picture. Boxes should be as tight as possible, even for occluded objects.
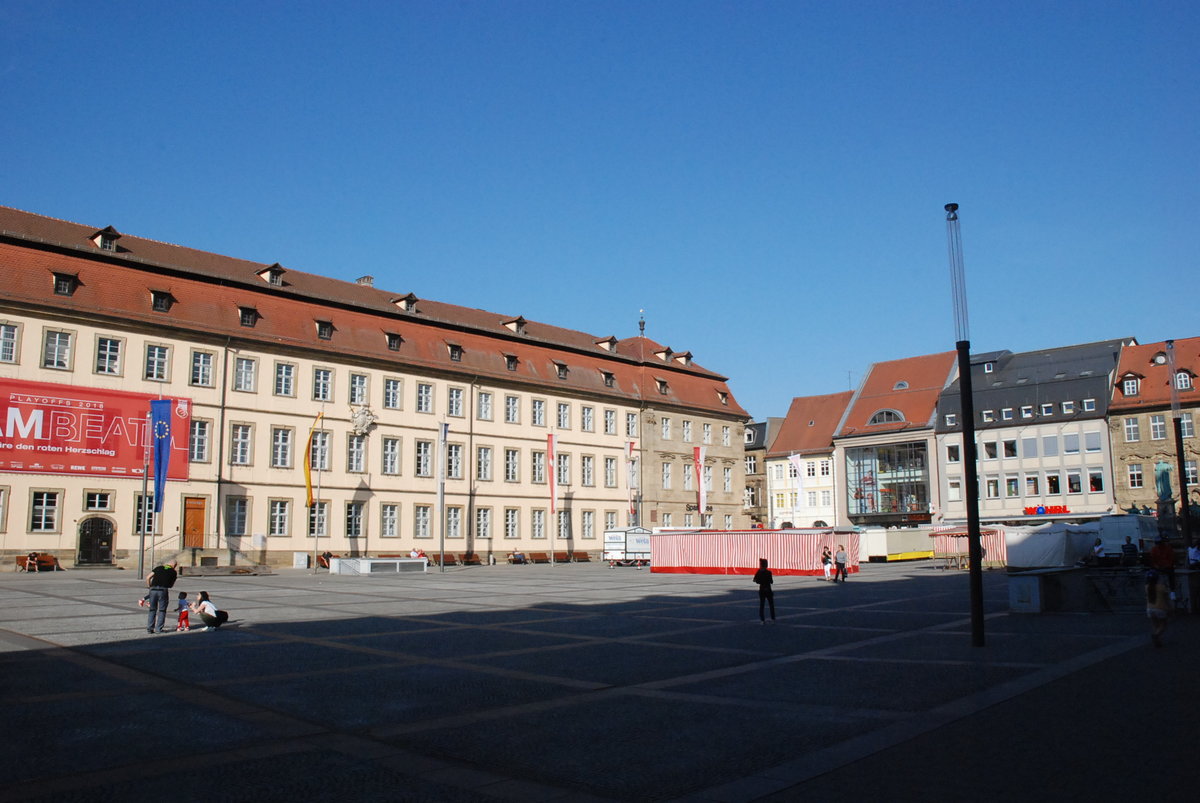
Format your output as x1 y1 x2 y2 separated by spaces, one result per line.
190 591 229 631
753 558 776 624
821 546 832 581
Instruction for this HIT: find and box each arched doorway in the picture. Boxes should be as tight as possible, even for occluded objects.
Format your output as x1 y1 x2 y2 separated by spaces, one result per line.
78 517 115 565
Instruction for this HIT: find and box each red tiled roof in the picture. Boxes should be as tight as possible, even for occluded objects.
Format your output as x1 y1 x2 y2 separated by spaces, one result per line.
766 391 854 456
835 351 958 438
0 206 746 418
1108 337 1200 411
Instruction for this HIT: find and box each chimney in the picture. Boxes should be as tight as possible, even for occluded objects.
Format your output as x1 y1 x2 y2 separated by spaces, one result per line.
356 275 374 287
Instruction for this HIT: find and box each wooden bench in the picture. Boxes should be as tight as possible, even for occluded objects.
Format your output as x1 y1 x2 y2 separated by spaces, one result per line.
553 551 572 563
459 553 482 566
16 553 63 572
507 552 529 564
428 553 457 567
571 551 592 563
527 552 551 564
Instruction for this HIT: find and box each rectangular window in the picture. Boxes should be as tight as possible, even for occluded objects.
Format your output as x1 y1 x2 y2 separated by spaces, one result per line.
1088 469 1104 493
746 455 758 474
42 330 72 369
1001 408 1013 421
349 373 368 405
661 417 671 439
985 477 1000 499
820 490 832 507
981 410 995 423
189 420 211 462
230 424 252 465
1149 415 1167 440
144 344 169 381
1042 436 1059 457
1005 475 1020 497
504 448 520 482
269 499 290 536
1185 460 1198 486
1020 405 1034 419
984 442 997 460
478 391 493 420
1062 401 1075 415
448 387 464 417
414 505 431 538
1022 437 1038 458
270 427 293 468
1003 439 1017 458
415 441 433 477
505 395 520 423
1041 403 1054 416
558 510 571 539
947 444 960 463
682 420 692 442
1082 398 1096 412
532 399 546 426
606 511 618 531
345 502 365 538
384 378 402 409
581 455 595 486
446 506 462 539
604 457 617 487
531 509 546 539
85 491 112 511
134 494 154 534
722 426 731 446
346 434 366 473
417 383 433 413
312 368 333 401
626 413 638 437
476 446 493 481
1066 470 1082 494
581 406 594 432
557 402 570 429
234 357 256 392
309 431 330 471
662 462 672 489
1084 431 1102 452
604 409 616 435
947 479 962 502
582 510 595 540
225 497 249 536
532 451 546 483
1063 434 1080 454
307 501 328 537
382 438 400 475
1128 463 1143 489
704 423 713 444
556 453 570 485
1124 417 1140 442
96 337 122 374
447 444 463 479
944 414 957 427
1123 378 1138 396
1025 473 1040 496
475 508 491 539
30 491 59 532
724 466 732 492
380 503 398 538
274 363 295 396
504 508 519 539
191 351 214 386
1181 413 1194 438
0 323 17 363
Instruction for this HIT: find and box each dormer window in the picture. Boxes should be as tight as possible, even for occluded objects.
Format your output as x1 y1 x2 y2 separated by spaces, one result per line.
238 307 259 327
984 362 994 373
53 272 79 296
673 351 692 366
91 226 121 252
505 354 518 371
554 362 568 380
717 391 729 405
258 263 286 287
504 317 527 335
1082 398 1097 412
602 371 615 388
385 333 402 351
1061 401 1075 414
1177 371 1194 391
150 291 175 313
1122 377 1139 397
893 381 909 390
656 378 669 395
868 409 903 425
596 336 618 352
448 344 463 362
980 410 995 423
654 347 673 361
315 321 334 340
944 413 957 426
393 293 419 313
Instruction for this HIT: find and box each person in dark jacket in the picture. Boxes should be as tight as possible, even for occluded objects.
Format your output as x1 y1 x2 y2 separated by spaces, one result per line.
753 558 776 624
145 561 178 633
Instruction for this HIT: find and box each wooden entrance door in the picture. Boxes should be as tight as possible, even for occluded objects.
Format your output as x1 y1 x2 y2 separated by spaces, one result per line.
77 517 114 564
183 497 206 548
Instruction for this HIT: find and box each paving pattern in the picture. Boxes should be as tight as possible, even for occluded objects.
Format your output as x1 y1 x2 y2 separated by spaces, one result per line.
0 561 1174 802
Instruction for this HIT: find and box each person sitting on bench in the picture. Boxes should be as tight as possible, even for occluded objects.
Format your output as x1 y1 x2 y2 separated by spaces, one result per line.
24 552 39 572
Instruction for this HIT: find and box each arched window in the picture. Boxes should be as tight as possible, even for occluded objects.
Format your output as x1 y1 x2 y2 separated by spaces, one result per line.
868 409 903 425
1177 371 1193 391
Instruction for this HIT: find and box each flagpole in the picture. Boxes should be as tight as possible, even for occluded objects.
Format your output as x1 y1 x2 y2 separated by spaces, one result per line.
138 411 150 578
437 421 447 573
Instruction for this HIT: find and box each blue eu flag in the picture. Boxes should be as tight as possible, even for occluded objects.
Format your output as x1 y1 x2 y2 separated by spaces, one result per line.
150 400 172 513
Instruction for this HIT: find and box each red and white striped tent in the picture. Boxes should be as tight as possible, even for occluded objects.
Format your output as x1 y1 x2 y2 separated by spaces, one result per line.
930 525 1008 567
650 529 861 576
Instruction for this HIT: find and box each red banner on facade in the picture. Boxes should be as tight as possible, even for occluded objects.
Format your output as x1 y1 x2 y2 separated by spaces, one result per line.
0 379 191 480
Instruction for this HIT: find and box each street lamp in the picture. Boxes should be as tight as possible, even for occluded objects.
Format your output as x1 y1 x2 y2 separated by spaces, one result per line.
945 203 985 647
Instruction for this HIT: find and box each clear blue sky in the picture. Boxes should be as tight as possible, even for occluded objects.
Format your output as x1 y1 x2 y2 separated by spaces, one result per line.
3 1 1196 420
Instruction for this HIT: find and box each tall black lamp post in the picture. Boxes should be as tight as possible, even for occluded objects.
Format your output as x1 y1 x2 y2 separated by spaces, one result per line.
945 203 985 647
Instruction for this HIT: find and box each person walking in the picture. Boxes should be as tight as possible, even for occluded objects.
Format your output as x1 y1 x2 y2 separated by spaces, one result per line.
753 558 776 624
821 546 833 581
834 545 848 582
145 561 178 633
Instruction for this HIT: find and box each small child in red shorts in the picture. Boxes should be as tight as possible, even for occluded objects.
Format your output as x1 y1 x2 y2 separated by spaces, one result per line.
175 591 191 631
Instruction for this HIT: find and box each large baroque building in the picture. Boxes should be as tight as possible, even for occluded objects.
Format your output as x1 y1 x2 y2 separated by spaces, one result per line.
0 206 748 568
